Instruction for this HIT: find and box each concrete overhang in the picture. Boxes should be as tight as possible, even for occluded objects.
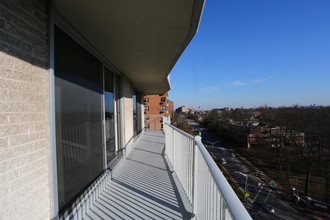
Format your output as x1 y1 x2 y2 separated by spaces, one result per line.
52 0 204 95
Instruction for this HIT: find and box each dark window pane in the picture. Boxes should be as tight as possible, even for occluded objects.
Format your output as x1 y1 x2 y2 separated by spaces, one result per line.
133 90 137 136
136 92 142 134
104 68 115 162
54 26 103 211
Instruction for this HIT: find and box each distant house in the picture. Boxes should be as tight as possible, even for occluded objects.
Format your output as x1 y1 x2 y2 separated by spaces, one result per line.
220 123 305 149
176 105 189 113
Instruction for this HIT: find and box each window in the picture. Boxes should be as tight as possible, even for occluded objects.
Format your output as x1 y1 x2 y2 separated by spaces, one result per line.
144 98 149 103
145 124 150 129
145 115 149 121
161 106 166 112
144 106 149 112
54 26 103 211
160 97 166 103
104 68 115 163
133 90 137 136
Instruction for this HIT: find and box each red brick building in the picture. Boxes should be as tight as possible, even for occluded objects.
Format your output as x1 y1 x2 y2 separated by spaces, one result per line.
144 93 169 130
168 100 174 119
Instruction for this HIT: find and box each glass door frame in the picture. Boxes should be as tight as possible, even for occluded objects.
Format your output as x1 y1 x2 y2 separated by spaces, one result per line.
103 66 121 168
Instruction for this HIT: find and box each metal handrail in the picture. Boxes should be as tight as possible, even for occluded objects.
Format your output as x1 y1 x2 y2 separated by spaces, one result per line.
166 123 194 139
163 116 252 220
195 139 252 220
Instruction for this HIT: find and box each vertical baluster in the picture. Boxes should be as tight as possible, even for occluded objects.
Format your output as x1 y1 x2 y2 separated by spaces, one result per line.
188 138 190 200
172 128 175 169
204 162 207 220
192 139 196 216
206 171 210 220
190 138 193 200
213 182 216 219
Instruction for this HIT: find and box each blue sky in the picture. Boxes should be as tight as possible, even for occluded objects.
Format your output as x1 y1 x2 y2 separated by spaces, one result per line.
169 0 330 110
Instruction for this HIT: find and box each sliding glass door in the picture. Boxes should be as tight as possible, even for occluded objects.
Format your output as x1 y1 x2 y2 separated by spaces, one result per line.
54 24 124 213
54 26 104 211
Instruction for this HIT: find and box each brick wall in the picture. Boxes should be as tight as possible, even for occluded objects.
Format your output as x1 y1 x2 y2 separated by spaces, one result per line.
0 0 51 219
144 93 168 130
168 100 174 119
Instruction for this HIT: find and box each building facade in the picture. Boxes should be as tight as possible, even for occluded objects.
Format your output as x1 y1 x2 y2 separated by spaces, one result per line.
0 0 204 219
168 100 175 119
176 105 190 114
144 93 168 130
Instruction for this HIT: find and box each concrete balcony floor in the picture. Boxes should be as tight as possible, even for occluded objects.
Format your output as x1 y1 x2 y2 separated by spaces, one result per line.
83 130 191 220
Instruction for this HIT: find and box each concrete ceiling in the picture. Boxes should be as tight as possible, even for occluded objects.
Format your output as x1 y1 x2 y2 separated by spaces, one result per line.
53 0 204 95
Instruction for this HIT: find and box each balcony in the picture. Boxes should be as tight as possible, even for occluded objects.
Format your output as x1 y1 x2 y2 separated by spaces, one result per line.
79 119 251 220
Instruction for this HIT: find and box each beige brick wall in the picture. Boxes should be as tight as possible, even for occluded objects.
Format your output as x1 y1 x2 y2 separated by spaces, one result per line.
123 78 133 144
0 0 51 219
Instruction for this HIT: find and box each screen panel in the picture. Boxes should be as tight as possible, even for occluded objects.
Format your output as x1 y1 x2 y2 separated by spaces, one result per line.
54 26 104 211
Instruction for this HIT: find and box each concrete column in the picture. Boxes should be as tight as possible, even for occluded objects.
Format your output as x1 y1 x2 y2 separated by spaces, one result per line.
123 78 133 145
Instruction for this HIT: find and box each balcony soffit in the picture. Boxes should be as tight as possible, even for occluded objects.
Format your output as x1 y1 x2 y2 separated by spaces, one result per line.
53 0 204 95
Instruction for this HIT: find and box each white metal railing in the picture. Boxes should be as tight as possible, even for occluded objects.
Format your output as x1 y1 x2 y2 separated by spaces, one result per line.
163 117 252 220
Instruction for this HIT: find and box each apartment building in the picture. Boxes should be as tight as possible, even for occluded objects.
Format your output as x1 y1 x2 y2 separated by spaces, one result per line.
144 93 168 130
0 0 205 219
168 99 175 119
176 105 190 113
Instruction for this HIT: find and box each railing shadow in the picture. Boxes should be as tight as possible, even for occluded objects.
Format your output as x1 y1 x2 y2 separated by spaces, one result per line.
83 130 190 220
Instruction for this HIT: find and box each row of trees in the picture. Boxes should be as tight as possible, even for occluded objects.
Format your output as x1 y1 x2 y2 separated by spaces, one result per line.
171 112 195 135
202 106 330 202
259 106 330 200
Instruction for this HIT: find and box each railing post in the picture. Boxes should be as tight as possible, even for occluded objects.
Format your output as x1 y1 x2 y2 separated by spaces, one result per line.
193 135 201 216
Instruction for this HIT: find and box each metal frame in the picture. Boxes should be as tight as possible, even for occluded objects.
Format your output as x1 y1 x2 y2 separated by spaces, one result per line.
119 77 126 148
104 69 121 167
113 74 119 155
49 5 59 219
102 66 107 168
